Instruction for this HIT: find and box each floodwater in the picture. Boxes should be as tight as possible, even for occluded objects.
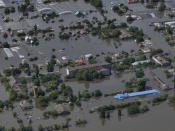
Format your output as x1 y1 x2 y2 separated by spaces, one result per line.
0 0 175 131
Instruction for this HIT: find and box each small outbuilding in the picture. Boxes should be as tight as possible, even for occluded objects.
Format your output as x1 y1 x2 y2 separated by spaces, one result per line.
55 103 70 115
20 100 33 110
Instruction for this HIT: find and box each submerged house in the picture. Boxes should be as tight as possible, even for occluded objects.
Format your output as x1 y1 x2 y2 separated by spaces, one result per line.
120 30 132 40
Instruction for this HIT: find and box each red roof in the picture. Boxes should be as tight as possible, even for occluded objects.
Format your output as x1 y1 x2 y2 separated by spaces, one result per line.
75 59 83 63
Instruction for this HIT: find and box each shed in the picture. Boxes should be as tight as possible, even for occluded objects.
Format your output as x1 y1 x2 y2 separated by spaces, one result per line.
55 103 70 115
20 100 33 110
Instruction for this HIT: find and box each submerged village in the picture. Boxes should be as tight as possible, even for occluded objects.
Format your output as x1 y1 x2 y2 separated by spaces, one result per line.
1 0 175 131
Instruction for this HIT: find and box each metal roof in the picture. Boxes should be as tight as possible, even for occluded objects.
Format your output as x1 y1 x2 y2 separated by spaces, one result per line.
114 89 160 99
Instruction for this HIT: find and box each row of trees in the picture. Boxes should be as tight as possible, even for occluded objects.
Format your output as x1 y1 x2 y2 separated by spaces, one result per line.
72 67 104 81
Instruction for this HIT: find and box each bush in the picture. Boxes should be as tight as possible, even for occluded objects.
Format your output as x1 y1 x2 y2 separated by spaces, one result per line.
127 104 140 115
140 105 149 113
152 94 168 104
36 96 49 107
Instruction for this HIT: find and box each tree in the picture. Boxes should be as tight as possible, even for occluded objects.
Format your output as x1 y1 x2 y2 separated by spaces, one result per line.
25 0 30 6
3 69 11 76
82 90 91 99
159 2 166 11
135 69 144 78
38 125 44 131
166 26 173 35
47 63 54 72
33 24 38 35
127 16 134 23
99 111 105 118
90 0 103 8
2 42 9 48
118 109 121 116
36 96 49 107
0 126 6 131
4 8 10 15
127 104 140 115
136 78 146 91
105 56 112 63
33 64 39 77
112 29 121 38
9 90 17 101
92 90 102 97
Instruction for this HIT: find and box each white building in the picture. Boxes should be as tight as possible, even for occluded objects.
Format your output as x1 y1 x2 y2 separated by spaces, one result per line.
0 0 5 7
132 59 150 66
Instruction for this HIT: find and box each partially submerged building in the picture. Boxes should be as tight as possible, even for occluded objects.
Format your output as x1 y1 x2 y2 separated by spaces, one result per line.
75 11 87 17
25 36 34 44
165 21 175 28
66 62 111 76
84 54 92 61
3 48 14 58
20 100 33 110
141 47 151 53
0 0 5 8
152 55 170 66
150 71 171 90
55 103 70 115
120 30 132 40
132 59 150 66
114 89 160 99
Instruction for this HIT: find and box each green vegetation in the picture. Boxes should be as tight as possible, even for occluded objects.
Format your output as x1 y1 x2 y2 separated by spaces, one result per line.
152 94 168 104
112 3 129 16
85 0 103 8
127 16 135 23
4 7 15 15
75 118 87 126
128 26 144 43
71 67 104 81
43 110 59 118
128 104 149 115
95 101 149 117
158 2 166 11
78 89 102 100
36 96 49 107
168 95 175 107
164 70 173 78
127 104 140 115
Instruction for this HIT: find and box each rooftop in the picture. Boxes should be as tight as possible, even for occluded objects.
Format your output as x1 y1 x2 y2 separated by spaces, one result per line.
68 62 111 71
114 89 160 99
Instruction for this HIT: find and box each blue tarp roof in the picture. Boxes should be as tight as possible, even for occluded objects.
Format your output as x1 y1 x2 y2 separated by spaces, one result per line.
114 89 160 99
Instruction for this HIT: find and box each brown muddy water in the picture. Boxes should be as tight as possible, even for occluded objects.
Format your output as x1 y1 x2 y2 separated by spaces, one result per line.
0 0 175 131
